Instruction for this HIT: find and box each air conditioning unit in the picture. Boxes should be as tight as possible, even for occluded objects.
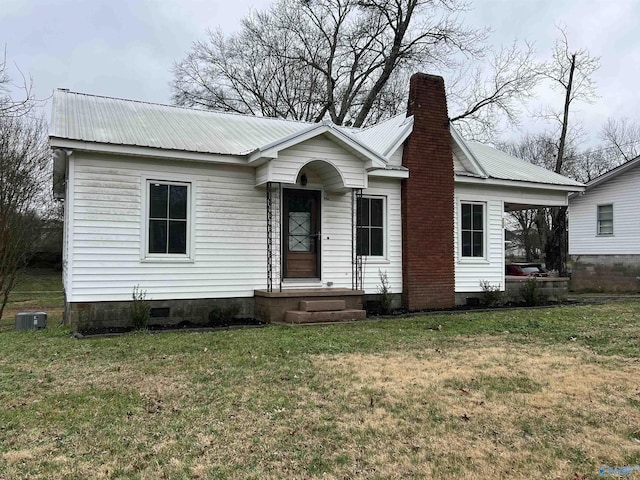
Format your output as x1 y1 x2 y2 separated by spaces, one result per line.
15 312 47 330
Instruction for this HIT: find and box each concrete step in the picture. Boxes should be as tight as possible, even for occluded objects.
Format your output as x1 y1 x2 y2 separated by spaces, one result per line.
284 309 366 324
299 300 346 312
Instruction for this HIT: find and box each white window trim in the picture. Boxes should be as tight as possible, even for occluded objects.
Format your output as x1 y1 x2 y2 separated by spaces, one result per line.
458 200 488 263
357 195 388 262
140 176 196 263
596 203 614 236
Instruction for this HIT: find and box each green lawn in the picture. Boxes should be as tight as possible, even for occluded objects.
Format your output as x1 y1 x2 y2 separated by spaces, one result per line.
1 284 640 478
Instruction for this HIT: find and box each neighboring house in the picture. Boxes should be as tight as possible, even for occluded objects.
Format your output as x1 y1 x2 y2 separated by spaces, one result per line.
569 155 640 292
49 73 583 327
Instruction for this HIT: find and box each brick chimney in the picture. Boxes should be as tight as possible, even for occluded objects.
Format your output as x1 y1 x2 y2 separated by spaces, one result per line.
401 73 455 310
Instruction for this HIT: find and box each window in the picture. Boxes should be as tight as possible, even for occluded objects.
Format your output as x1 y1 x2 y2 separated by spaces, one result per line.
357 197 384 256
461 202 484 257
597 204 613 235
148 181 189 255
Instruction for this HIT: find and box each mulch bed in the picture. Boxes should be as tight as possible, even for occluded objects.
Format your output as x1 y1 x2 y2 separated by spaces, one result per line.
74 318 267 338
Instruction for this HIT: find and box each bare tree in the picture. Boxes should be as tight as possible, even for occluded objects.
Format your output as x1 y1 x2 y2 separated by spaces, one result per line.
448 41 543 139
498 133 569 262
539 28 599 275
600 117 640 163
175 0 548 128
0 47 36 118
0 61 51 320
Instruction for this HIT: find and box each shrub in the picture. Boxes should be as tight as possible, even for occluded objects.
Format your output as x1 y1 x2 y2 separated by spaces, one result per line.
130 285 150 330
208 303 241 327
479 280 503 307
377 269 393 315
519 277 546 306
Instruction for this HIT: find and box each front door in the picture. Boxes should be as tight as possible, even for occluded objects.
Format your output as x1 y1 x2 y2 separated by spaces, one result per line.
283 189 320 278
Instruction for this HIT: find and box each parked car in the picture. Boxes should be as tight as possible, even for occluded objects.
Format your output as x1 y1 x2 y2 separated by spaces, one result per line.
505 263 549 277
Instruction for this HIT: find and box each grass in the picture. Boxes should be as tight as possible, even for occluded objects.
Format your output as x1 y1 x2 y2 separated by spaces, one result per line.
0 268 64 332
1 273 640 478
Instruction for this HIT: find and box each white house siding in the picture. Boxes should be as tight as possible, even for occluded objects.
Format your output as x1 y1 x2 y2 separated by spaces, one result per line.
387 145 403 166
317 177 403 294
452 141 469 174
269 135 367 189
68 153 267 303
283 176 402 295
454 184 505 293
454 182 571 294
569 166 640 255
361 178 403 294
62 155 74 297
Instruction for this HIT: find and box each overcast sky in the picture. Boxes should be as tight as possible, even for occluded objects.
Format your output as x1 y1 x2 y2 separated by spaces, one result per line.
2 0 639 145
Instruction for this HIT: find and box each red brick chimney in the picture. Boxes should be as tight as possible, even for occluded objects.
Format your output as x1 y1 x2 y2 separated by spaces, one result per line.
401 73 455 310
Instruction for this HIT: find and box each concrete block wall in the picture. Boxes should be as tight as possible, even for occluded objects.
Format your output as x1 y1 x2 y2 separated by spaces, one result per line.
571 255 640 292
66 297 254 330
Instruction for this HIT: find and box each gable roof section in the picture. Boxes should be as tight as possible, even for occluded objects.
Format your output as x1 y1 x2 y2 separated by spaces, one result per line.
583 154 640 190
450 127 487 178
353 114 414 159
50 89 394 169
451 130 583 190
467 142 584 188
50 90 312 156
247 120 387 169
50 89 580 189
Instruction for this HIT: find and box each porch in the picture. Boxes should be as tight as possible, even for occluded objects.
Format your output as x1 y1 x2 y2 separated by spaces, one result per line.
254 288 366 324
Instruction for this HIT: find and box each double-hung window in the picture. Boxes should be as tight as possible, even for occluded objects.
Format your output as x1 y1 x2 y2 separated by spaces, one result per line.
148 181 189 255
597 204 613 235
357 196 385 257
460 202 484 258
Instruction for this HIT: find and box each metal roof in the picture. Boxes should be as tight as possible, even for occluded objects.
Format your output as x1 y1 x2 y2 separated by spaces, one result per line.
49 89 582 189
50 90 312 156
465 141 584 187
354 114 413 158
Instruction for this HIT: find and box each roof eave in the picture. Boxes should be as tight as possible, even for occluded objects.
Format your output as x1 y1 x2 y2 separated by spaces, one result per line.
455 174 585 192
381 116 414 159
368 167 409 179
49 137 247 165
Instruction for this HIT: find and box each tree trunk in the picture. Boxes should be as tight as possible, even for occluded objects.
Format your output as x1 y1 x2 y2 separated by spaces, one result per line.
546 54 575 275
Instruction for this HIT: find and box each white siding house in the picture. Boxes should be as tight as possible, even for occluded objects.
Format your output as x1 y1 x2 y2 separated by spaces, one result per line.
569 156 640 291
50 76 583 328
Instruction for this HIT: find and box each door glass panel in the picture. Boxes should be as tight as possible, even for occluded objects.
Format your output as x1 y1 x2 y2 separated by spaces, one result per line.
289 211 311 252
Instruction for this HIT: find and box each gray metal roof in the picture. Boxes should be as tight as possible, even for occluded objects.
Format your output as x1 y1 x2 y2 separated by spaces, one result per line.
354 114 413 158
50 89 312 156
49 89 583 189
465 141 584 187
